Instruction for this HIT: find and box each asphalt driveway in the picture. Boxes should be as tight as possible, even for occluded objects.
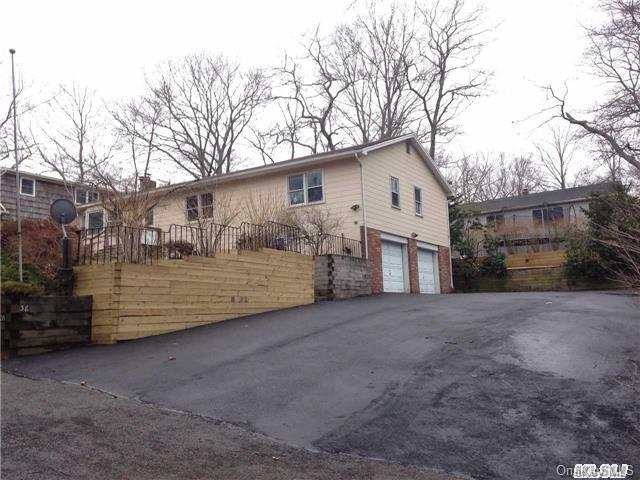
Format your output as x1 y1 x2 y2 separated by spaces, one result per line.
4 291 639 479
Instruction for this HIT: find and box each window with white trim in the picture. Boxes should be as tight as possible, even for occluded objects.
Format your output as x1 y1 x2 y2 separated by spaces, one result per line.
287 170 324 206
145 208 154 227
75 188 99 205
391 176 400 208
414 186 422 216
86 210 104 230
486 214 504 229
20 177 35 196
185 193 214 221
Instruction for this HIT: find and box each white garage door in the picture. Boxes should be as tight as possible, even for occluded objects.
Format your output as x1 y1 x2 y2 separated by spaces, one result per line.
381 240 405 293
418 249 437 294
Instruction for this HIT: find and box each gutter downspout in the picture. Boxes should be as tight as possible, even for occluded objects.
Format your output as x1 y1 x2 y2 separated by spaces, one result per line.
445 197 454 290
355 153 368 259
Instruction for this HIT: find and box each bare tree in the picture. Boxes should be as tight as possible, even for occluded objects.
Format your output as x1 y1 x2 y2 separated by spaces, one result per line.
448 152 545 202
32 85 113 187
337 3 419 144
141 53 269 179
273 32 349 155
552 0 640 173
536 125 578 189
290 206 344 255
407 0 489 159
242 190 296 226
0 63 40 167
447 153 492 203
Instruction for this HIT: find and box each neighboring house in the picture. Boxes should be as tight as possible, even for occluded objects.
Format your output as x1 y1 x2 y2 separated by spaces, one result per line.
79 134 454 294
462 182 619 253
0 169 98 221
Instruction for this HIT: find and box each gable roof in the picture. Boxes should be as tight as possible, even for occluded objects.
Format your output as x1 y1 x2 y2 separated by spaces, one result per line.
0 168 91 188
152 133 452 196
463 182 620 214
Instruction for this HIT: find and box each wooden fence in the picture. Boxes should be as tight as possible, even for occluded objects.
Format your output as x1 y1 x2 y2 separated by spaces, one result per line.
506 250 566 269
74 248 314 344
1 295 92 357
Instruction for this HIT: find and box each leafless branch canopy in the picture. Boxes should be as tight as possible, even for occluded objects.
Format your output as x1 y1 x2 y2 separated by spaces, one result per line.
552 0 640 172
141 54 270 179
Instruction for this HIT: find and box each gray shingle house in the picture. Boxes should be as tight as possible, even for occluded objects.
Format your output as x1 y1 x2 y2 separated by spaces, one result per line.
0 169 97 221
461 182 620 254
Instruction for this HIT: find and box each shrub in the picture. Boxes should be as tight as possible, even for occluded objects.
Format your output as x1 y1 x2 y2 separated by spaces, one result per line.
481 233 507 277
564 230 606 281
1 255 48 287
1 280 44 296
1 218 75 290
164 241 195 258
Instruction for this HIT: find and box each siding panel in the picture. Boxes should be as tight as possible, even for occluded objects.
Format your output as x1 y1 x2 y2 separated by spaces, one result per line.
363 143 449 246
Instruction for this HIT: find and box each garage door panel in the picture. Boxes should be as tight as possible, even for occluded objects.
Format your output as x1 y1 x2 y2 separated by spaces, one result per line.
418 249 437 294
382 241 405 293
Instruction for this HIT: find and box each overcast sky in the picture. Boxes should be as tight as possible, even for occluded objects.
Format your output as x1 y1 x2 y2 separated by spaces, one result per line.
1 0 600 179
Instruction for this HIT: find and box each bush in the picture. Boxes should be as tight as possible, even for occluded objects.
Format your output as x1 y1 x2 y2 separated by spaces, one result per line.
1 218 75 291
1 280 44 296
1 255 48 287
481 233 507 277
164 241 195 258
564 229 607 282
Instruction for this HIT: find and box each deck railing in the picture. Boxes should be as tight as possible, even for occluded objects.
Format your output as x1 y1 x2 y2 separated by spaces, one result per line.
75 221 363 265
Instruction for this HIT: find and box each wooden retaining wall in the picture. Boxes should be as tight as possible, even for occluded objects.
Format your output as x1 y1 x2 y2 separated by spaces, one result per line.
453 266 616 293
74 248 315 344
506 250 566 269
1 295 92 357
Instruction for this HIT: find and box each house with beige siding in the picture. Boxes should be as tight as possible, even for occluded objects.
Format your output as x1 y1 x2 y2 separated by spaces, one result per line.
80 134 453 294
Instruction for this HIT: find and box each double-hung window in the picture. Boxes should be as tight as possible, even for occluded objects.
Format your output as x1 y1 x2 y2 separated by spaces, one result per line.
414 187 422 216
287 170 324 206
20 177 35 196
86 210 105 230
391 176 400 208
486 214 505 229
186 193 214 222
75 188 99 204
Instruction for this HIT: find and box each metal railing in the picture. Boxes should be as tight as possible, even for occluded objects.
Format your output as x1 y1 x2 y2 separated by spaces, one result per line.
75 221 363 265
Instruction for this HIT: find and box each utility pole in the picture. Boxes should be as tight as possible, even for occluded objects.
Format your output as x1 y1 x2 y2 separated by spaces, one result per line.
9 48 23 282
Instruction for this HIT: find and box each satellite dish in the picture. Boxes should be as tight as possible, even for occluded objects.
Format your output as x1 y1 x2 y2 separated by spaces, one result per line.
50 198 77 225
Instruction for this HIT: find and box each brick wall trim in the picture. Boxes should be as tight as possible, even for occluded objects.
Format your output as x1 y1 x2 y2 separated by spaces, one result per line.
362 227 383 294
407 238 419 293
438 245 453 293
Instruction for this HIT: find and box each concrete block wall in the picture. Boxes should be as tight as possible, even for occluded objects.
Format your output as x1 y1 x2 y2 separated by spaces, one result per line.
315 255 372 300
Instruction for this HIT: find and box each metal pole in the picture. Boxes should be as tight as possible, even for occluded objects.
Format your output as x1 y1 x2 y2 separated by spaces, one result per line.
9 48 23 282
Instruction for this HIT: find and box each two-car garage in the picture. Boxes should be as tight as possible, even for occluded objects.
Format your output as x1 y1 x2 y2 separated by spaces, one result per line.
380 234 440 294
